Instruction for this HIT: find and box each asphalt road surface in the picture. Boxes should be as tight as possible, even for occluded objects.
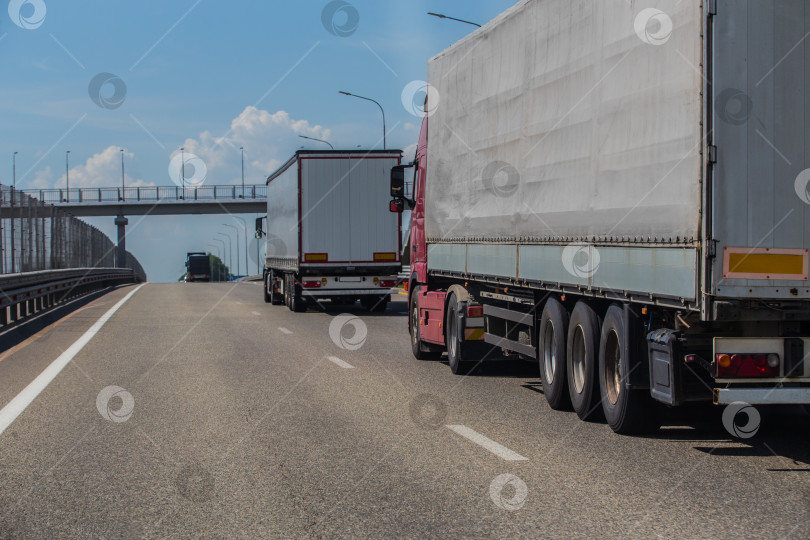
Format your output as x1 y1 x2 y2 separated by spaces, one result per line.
0 282 808 538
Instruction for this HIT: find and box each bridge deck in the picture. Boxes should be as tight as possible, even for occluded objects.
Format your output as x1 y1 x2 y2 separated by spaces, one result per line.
6 185 267 216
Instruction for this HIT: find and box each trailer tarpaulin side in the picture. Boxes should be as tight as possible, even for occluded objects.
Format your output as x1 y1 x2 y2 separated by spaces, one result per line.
425 0 703 245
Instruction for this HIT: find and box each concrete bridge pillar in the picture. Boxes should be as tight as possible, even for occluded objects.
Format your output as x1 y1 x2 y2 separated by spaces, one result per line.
115 215 128 268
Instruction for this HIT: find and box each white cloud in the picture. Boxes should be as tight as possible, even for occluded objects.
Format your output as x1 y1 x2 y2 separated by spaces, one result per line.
29 166 55 189
402 143 417 160
32 146 152 190
172 106 333 185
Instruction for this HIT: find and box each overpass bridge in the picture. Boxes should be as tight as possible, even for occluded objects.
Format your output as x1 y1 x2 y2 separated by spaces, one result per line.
8 185 267 267
18 185 266 217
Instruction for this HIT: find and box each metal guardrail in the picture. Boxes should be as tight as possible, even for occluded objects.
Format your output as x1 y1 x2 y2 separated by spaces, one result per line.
15 185 267 205
0 267 139 326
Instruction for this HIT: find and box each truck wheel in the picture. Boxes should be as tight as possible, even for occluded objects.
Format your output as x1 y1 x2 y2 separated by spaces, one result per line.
263 273 272 303
269 271 284 305
410 286 442 360
538 298 571 410
445 293 472 374
289 278 306 313
362 295 389 312
599 304 659 434
566 301 604 421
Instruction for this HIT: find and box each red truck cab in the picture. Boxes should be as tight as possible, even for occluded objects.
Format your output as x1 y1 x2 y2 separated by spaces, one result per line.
390 112 487 367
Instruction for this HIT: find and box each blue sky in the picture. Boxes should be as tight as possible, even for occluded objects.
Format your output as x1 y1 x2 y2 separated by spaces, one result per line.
1 0 517 281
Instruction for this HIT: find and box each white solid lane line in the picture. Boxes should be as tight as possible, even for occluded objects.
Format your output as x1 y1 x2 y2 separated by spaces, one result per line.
0 284 145 436
445 425 528 461
278 327 293 335
326 356 355 369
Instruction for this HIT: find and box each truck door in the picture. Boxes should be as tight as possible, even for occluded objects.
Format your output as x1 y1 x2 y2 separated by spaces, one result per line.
348 157 399 264
710 0 810 300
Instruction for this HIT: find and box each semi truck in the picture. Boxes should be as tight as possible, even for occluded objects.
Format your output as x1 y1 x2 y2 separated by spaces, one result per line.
262 150 403 312
185 252 211 282
389 0 810 434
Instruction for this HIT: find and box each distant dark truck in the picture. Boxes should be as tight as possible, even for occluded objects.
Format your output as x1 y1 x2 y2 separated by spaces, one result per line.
186 252 211 282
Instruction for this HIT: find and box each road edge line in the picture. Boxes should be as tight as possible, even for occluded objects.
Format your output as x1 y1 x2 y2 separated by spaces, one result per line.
0 284 145 436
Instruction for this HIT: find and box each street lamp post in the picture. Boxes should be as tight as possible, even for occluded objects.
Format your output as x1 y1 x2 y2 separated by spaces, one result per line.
298 135 334 149
180 147 185 197
207 243 221 281
338 91 386 149
65 150 70 202
223 223 241 277
232 216 249 277
11 152 17 273
120 149 125 201
240 146 245 198
216 232 232 279
427 12 481 27
211 238 226 281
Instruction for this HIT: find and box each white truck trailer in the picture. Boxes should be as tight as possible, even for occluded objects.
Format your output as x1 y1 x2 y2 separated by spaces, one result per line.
262 150 402 312
390 0 810 434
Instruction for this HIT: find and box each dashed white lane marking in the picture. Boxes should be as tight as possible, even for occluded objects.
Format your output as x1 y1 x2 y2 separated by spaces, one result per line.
252 311 261 316
445 425 528 461
278 327 293 335
0 284 145 436
326 356 355 369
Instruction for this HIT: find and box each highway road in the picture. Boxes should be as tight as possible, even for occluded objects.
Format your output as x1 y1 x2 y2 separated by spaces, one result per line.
0 282 808 538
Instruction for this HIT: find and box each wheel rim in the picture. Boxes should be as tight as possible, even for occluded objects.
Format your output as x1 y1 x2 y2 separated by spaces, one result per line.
572 325 586 394
542 320 556 383
604 329 621 405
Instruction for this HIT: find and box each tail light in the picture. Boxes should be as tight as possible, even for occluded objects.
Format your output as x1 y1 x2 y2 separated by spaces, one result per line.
716 353 780 378
379 280 396 287
302 281 321 288
467 306 484 318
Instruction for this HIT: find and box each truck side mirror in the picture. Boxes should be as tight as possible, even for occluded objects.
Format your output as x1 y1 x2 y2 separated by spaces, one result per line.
389 199 404 213
390 165 407 198
255 217 264 239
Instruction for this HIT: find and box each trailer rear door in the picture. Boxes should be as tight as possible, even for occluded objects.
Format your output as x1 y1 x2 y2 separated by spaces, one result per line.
711 0 810 299
300 154 400 266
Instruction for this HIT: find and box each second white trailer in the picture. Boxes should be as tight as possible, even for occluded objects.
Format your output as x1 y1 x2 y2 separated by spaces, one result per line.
262 150 403 312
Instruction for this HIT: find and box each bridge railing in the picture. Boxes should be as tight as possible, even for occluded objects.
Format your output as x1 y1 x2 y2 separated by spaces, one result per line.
15 185 267 205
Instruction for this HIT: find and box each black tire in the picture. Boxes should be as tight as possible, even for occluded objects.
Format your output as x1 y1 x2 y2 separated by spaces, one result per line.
268 271 284 305
361 295 389 312
445 293 472 374
566 301 604 421
410 286 442 360
538 298 571 410
263 272 272 303
597 305 658 434
599 304 659 434
289 276 306 313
